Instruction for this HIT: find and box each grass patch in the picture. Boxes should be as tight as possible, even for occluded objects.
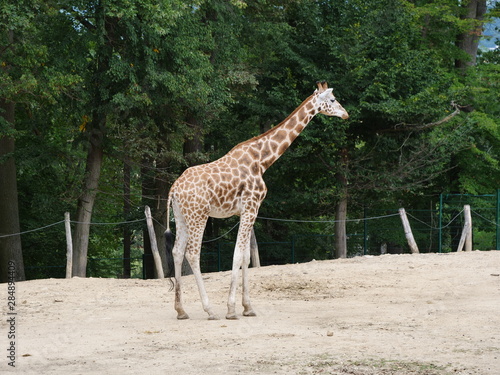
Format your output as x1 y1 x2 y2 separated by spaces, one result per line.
302 357 457 375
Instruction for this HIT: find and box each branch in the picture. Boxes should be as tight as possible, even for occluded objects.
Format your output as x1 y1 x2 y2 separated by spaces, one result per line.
381 102 465 133
60 7 96 31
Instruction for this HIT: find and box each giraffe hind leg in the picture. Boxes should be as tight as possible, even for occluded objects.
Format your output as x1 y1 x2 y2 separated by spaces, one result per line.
185 249 219 320
242 260 256 317
171 202 190 319
184 217 219 320
181 214 219 320
173 236 189 319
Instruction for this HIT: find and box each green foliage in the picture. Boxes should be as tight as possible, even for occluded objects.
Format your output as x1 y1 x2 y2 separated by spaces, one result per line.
6 0 500 278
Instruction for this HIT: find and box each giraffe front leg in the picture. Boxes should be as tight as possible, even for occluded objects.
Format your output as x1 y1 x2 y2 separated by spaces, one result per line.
226 264 240 320
241 229 256 316
227 220 254 319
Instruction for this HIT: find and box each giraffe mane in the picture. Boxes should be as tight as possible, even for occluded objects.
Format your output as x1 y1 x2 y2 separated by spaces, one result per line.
227 93 316 153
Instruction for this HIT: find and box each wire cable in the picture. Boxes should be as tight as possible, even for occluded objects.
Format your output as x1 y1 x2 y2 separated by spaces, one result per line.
256 212 401 223
406 209 464 230
0 220 65 239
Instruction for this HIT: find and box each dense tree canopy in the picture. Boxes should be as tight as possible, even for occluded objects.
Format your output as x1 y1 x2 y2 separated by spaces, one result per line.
1 0 499 280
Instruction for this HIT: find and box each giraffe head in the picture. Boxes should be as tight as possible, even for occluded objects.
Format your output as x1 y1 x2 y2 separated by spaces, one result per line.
315 81 349 120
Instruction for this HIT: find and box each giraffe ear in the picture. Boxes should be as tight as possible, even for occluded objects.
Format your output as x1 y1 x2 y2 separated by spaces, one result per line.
318 88 333 101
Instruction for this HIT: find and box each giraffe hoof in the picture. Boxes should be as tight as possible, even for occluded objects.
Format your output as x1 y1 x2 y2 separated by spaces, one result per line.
208 314 220 320
243 310 257 317
226 313 239 320
177 313 190 320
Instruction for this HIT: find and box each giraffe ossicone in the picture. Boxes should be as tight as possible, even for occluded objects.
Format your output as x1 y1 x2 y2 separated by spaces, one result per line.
165 81 349 320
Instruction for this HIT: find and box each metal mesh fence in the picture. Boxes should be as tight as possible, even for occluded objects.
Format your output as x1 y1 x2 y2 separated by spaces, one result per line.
200 193 500 272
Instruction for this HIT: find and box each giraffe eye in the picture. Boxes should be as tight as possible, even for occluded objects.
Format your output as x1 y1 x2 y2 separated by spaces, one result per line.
330 99 336 103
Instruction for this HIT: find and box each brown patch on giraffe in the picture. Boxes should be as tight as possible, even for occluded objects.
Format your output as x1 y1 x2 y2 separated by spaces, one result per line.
251 162 259 175
231 150 243 160
284 117 297 130
211 194 222 208
206 179 215 193
259 190 267 200
229 158 238 169
254 179 266 193
200 172 209 182
239 154 252 166
261 143 271 160
237 182 246 195
289 129 300 139
298 108 308 122
278 141 290 156
261 158 273 171
221 202 233 211
273 130 287 143
226 189 236 202
249 146 260 160
270 141 278 153
212 174 221 184
240 167 249 180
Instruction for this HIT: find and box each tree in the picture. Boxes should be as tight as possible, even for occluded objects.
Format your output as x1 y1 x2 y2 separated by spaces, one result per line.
0 96 24 282
60 0 188 276
455 0 488 69
0 1 40 282
5 0 499 279
69 1 109 277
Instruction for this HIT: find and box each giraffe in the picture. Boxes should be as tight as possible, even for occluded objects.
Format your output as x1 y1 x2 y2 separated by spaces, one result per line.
165 81 349 320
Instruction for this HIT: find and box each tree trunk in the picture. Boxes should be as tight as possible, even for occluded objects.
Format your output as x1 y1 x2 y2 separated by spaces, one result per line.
71 1 111 277
72 134 103 277
334 194 348 259
334 148 349 259
0 98 25 282
123 158 131 278
141 157 156 279
455 0 487 69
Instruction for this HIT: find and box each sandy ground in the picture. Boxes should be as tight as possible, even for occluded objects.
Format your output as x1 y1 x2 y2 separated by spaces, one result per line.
2 251 500 374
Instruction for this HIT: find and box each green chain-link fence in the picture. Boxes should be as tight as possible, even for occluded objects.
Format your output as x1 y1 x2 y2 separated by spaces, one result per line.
22 192 500 277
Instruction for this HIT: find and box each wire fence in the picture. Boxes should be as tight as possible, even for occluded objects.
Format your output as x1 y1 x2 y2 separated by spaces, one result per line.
4 192 500 279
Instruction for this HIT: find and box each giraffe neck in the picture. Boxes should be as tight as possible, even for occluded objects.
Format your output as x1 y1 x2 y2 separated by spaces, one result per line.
257 94 318 172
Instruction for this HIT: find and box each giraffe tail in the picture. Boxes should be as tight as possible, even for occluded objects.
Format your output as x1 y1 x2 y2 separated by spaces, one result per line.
165 189 175 280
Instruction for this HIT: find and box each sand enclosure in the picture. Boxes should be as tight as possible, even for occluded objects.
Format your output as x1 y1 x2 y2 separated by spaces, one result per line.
2 251 499 374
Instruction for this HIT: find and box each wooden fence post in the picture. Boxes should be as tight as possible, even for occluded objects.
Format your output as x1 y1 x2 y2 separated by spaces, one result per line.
457 205 472 252
399 208 419 254
65 212 73 278
144 206 165 279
